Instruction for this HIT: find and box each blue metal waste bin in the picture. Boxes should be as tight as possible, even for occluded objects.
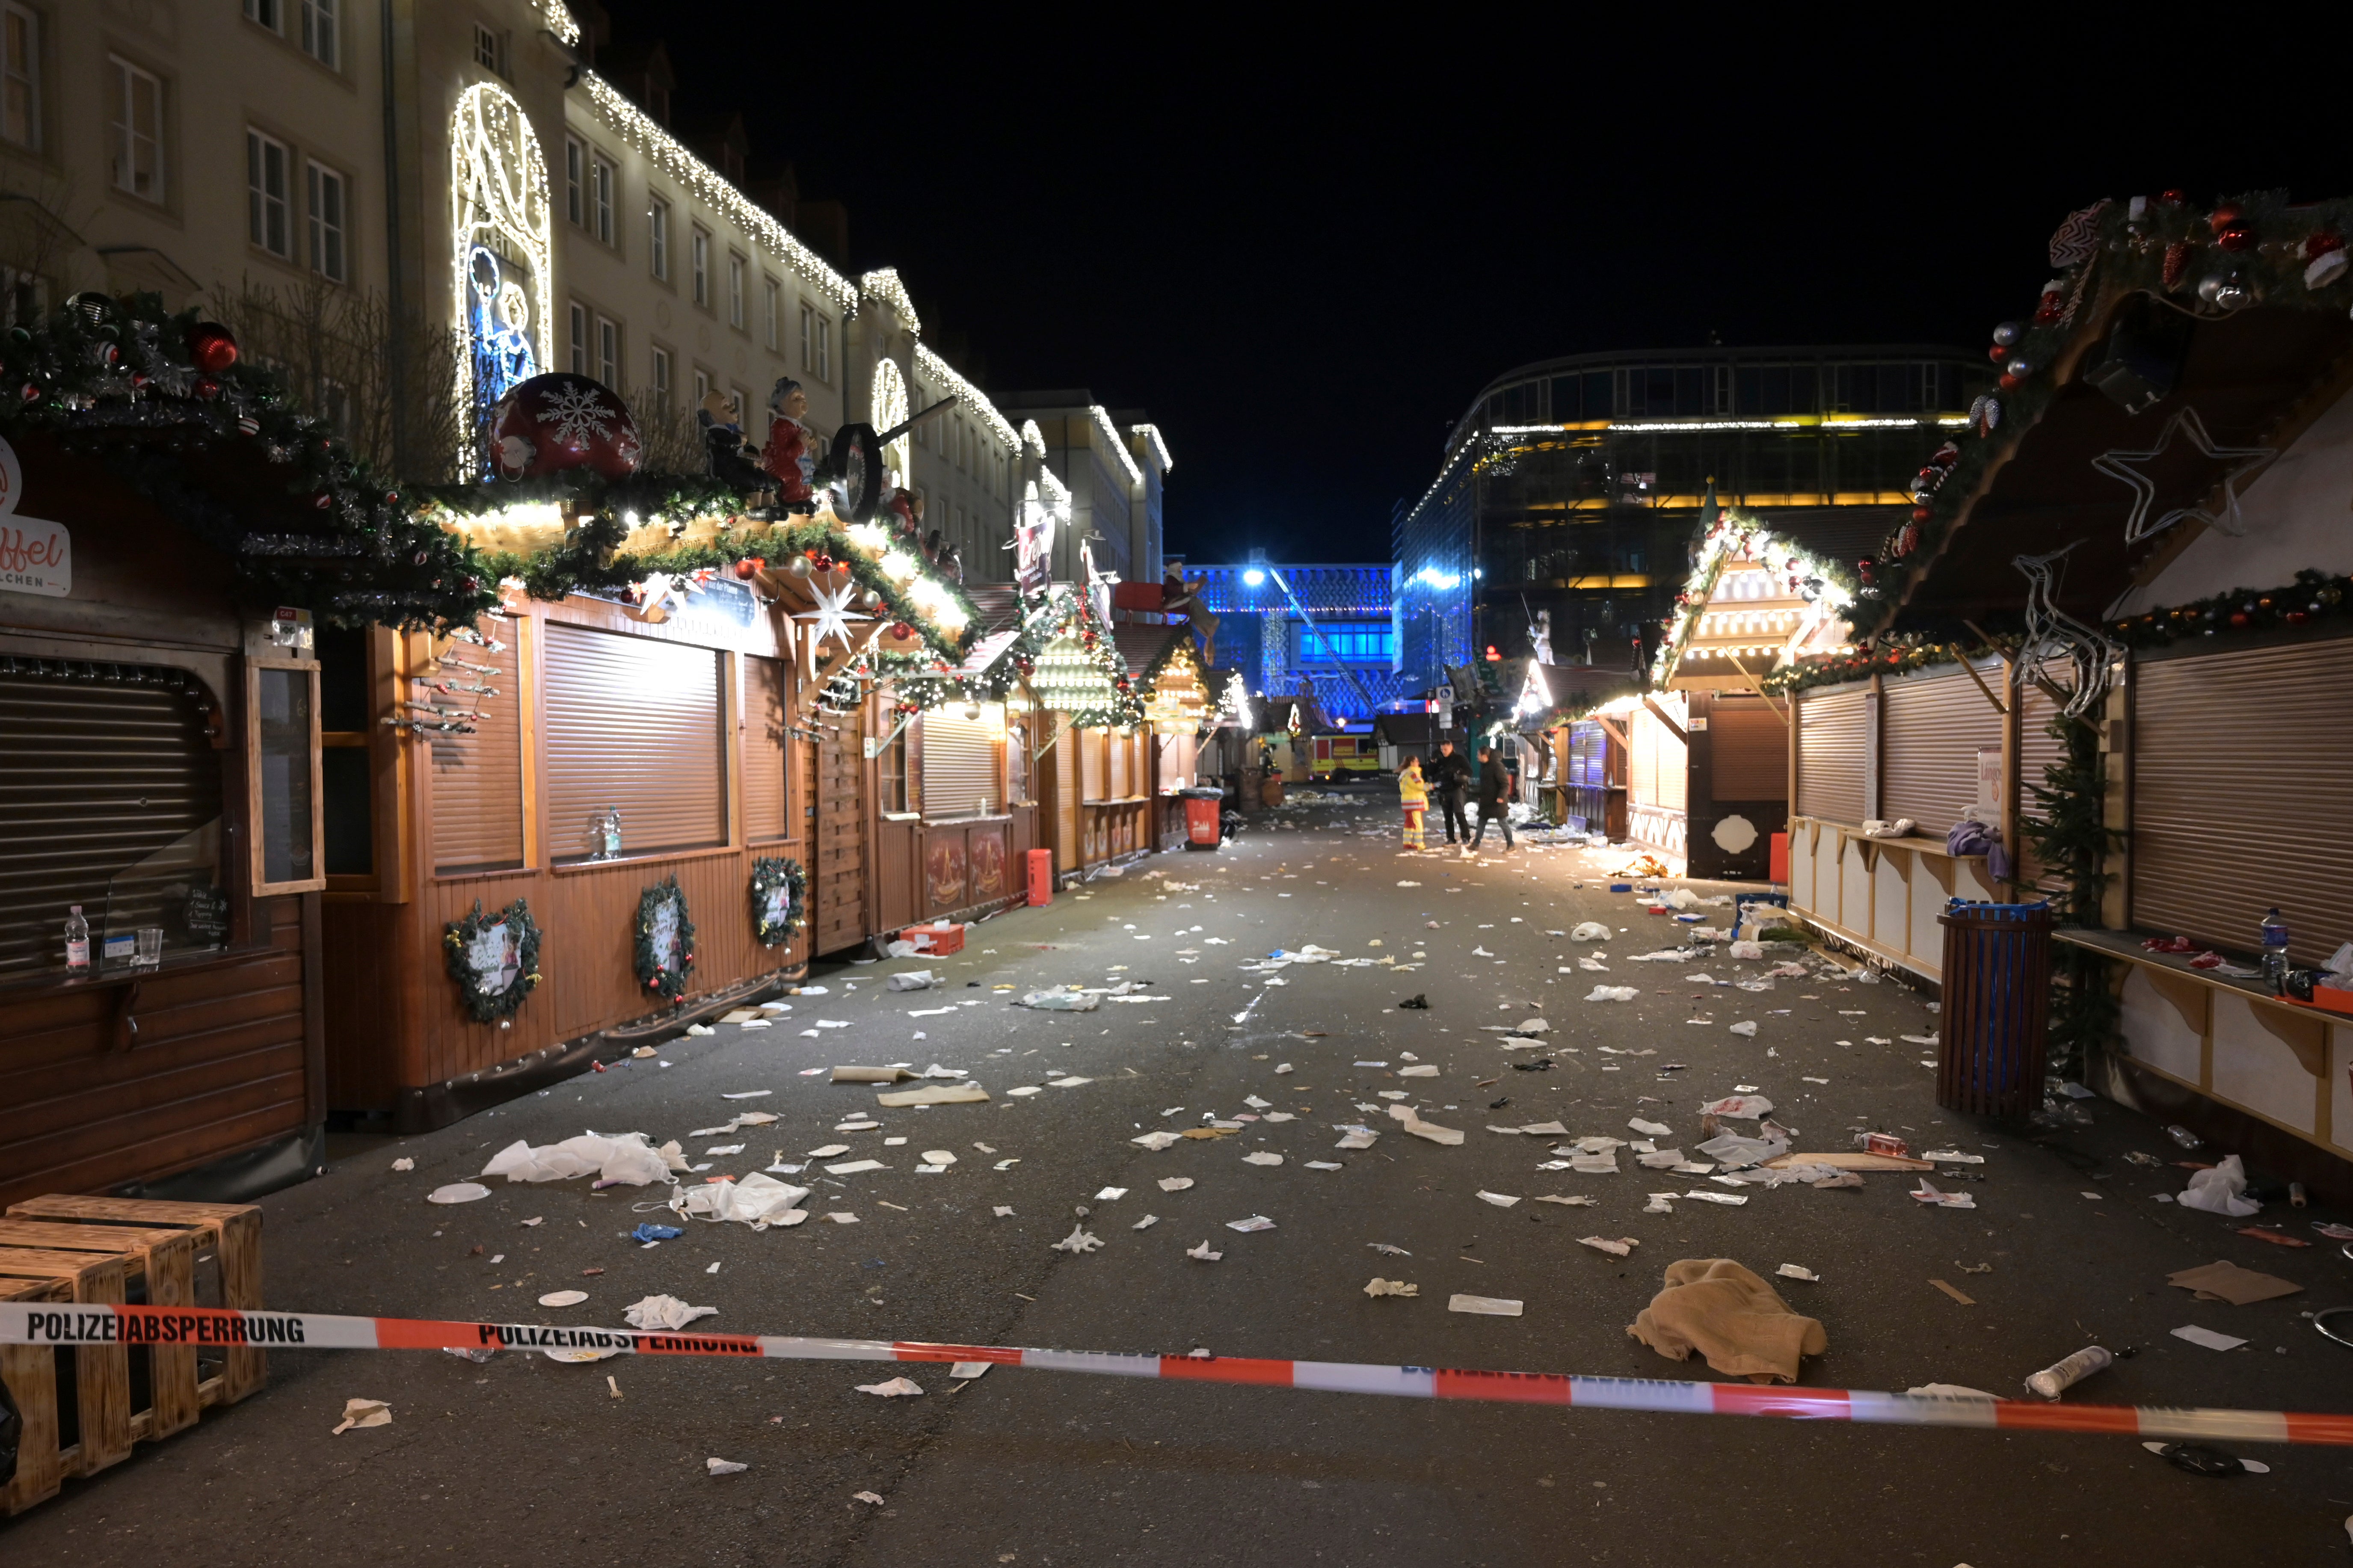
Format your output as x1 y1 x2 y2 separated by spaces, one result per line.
1936 899 2054 1119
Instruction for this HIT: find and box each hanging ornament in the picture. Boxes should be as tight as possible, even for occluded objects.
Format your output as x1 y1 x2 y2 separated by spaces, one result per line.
487 372 642 482
733 556 766 580
2162 241 2193 290
2032 277 2068 324
2196 272 2252 312
1991 321 2024 349
194 376 221 399
187 321 240 373
2304 232 2348 290
785 553 812 578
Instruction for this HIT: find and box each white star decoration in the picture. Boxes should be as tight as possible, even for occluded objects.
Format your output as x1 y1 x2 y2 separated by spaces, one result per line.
2092 407 2277 545
794 577 872 678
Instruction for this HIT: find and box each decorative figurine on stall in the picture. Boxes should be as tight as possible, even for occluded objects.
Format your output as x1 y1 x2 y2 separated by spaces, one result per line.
699 390 768 491
1529 609 1555 666
760 376 817 513
937 541 963 583
922 527 945 566
883 470 922 544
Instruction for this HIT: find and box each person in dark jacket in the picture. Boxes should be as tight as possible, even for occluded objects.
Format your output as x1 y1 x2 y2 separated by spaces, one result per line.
1470 744 1514 851
1426 738 1473 844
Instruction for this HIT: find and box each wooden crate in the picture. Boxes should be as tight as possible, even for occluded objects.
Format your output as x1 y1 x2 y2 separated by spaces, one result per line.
1 1275 67 1517
0 1247 131 1477
0 1221 199 1442
6 1196 265 1405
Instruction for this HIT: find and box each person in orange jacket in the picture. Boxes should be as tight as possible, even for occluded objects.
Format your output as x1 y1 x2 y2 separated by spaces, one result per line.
1397 755 1428 850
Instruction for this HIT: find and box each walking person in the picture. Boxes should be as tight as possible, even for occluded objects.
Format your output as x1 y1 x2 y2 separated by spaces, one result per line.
1397 756 1428 850
1470 743 1515 852
1428 737 1473 846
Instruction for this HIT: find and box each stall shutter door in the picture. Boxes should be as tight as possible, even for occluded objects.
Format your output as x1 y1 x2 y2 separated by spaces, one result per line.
921 710 999 818
1628 711 1657 807
0 666 223 981
1055 724 1078 870
2132 642 2353 965
740 655 788 843
1879 663 2002 836
1159 733 1194 792
542 624 724 861
430 618 525 873
1796 685 1868 825
1107 731 1129 798
1709 699 1786 800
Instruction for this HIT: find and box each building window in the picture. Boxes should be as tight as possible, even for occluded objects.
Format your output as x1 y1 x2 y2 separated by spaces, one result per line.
877 727 909 814
2 3 38 151
244 0 283 30
726 253 744 328
693 367 709 404
650 346 671 407
597 315 619 387
763 277 779 350
563 135 583 226
590 154 613 245
300 0 338 67
307 161 347 282
799 308 830 382
647 197 669 281
568 302 587 375
690 226 709 308
247 129 292 258
473 23 501 73
798 303 812 370
110 58 165 202
1293 623 1393 664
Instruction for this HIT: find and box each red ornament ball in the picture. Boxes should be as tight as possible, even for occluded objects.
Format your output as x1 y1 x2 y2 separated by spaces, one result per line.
488 372 642 482
2215 225 2255 253
2287 611 2311 624
2229 611 2251 627
2158 189 2187 205
733 556 765 580
890 621 914 638
2207 205 2243 234
1998 372 2024 391
187 322 239 374
1986 344 2009 363
18 382 39 404
1911 506 1932 524
194 376 221 399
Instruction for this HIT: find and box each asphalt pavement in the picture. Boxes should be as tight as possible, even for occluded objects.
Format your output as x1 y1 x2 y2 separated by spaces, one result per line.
6 792 2351 1567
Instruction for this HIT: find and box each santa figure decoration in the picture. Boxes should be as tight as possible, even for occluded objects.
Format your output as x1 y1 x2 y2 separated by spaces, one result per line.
760 376 817 512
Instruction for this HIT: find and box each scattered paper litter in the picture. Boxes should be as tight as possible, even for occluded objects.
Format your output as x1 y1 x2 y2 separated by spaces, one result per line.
1680 1190 1748 1205
1364 1277 1419 1297
719 1089 773 1101
1585 986 1638 1002
2179 1154 2262 1218
1578 1235 1638 1257
2167 1260 2303 1305
1475 1190 1521 1208
855 1377 925 1397
1131 1130 1182 1151
1050 1226 1104 1254
390 1157 414 1172
1910 1180 1977 1209
1628 1118 1673 1137
1396 1064 1439 1078
1132 1214 1160 1231
1699 1095 1774 1119
1728 1021 1758 1038
921 1150 957 1166
1386 1103 1464 1145
1448 1294 1523 1317
331 1398 391 1435
1157 1176 1196 1192
877 1082 989 1107
806 1143 851 1158
948 1362 991 1380
427 1182 492 1204
706 1458 750 1476
1775 1264 1820 1283
1532 1194 1597 1207
2170 1324 2249 1352
623 1295 718 1331
1242 1151 1285 1166
1187 1240 1223 1261
1094 1186 1129 1201
536 1290 589 1307
1226 1215 1276 1233
852 1491 887 1505
825 1160 888 1176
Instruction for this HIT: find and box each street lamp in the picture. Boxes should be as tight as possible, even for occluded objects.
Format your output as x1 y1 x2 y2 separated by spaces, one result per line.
1242 568 1265 586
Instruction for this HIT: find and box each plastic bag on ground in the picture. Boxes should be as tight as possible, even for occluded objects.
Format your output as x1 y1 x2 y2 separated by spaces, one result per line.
672 1173 810 1228
623 1295 718 1331
2179 1154 2262 1218
1019 990 1100 1012
1570 922 1611 942
482 1131 675 1186
885 970 936 992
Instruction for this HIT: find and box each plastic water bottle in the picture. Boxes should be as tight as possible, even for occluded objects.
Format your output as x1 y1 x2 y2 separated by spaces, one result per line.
64 905 90 972
2260 907 2291 990
2025 1345 2114 1400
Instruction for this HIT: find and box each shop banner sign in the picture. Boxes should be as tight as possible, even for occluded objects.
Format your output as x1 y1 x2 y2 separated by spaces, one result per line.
0 435 69 598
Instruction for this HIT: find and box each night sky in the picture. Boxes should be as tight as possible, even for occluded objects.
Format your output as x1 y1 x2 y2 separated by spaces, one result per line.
604 6 2344 567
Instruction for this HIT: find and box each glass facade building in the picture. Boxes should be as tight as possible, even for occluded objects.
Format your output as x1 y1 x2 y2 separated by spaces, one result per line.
1187 561 1403 726
1394 345 1991 688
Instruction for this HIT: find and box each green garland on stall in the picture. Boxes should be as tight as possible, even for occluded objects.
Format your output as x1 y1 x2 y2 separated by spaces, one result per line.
0 292 495 631
1759 639 1977 696
2020 716 2122 1077
749 856 807 948
889 583 1145 727
1851 189 2353 636
634 875 696 1003
2106 568 2353 647
441 898 542 1024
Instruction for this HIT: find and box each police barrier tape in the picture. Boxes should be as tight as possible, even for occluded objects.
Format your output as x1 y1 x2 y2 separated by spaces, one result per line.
6 1300 2350 1447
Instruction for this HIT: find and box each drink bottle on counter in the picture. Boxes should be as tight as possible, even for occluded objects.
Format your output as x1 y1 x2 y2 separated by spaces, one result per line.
64 905 90 972
2260 907 2290 991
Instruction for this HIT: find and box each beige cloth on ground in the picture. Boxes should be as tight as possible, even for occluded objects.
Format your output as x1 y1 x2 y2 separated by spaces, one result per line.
1627 1258 1828 1384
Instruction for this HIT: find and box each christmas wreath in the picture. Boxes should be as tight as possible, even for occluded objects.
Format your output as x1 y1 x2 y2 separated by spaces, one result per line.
442 899 542 1024
634 875 696 1002
749 856 809 947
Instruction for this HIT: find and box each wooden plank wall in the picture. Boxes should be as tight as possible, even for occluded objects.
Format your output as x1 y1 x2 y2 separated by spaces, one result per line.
0 897 308 1210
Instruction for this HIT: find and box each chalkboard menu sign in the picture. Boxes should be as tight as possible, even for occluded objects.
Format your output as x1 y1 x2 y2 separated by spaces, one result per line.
184 880 230 947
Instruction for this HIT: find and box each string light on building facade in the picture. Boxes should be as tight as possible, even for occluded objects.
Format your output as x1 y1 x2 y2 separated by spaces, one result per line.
1089 405 1144 488
530 0 583 44
450 84 552 450
871 357 911 485
915 344 1018 452
1132 423 1175 473
858 269 924 337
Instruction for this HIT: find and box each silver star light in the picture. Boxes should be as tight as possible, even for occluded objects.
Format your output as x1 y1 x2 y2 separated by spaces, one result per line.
2091 406 2276 544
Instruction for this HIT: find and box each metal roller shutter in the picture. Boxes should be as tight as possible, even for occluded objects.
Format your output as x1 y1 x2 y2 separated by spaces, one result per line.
1796 685 1868 825
740 655 789 842
1158 732 1196 792
0 661 224 981
1628 711 1657 808
921 710 1000 818
430 618 525 873
1106 729 1130 799
1879 662 2002 836
2131 640 2353 965
542 623 725 862
1710 698 1786 801
1055 723 1078 870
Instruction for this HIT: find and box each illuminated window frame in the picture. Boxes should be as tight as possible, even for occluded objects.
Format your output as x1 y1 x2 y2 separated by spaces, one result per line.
871 356 909 483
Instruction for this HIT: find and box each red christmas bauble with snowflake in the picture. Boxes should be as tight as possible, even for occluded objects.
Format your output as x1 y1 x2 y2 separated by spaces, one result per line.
488 372 642 482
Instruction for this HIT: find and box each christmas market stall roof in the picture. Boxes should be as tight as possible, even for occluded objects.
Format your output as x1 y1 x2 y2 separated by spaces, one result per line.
0 297 494 630
949 585 1025 679
1651 512 1858 689
1861 192 2353 644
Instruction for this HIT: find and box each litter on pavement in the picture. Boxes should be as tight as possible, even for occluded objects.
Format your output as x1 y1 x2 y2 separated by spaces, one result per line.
1628 1259 1826 1384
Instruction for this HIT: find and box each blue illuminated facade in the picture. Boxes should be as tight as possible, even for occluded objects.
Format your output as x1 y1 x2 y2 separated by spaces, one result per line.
1186 559 1405 727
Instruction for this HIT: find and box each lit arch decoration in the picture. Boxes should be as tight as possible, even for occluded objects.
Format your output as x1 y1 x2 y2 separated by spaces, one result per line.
871 356 910 487
450 83 553 455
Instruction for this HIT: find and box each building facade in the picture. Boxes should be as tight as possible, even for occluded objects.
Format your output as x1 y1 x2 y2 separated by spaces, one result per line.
998 391 1170 588
1393 345 1991 689
1188 556 1402 727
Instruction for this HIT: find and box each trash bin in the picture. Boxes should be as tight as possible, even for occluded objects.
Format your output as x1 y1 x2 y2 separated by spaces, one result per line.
1936 899 2054 1118
1179 787 1224 850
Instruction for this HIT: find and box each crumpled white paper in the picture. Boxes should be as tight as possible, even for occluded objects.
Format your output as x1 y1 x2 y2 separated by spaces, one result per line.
1570 921 1612 942
1050 1226 1104 1254
623 1294 719 1331
855 1377 925 1397
706 1457 750 1475
481 1131 676 1186
2179 1154 2262 1217
331 1397 391 1434
670 1172 809 1229
1585 985 1638 1002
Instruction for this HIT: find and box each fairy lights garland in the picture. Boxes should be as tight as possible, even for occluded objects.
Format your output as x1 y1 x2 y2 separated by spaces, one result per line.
1653 512 1859 684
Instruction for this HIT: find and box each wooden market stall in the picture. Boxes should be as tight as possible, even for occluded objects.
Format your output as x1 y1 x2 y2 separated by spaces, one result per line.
1781 190 2353 1185
1118 623 1211 851
320 453 977 1129
0 301 487 1205
1024 585 1150 878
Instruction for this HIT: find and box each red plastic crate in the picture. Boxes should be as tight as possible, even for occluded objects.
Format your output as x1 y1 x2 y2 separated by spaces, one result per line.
897 922 965 956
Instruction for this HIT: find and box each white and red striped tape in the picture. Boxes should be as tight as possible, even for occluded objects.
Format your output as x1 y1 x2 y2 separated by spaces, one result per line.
6 1301 2345 1447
